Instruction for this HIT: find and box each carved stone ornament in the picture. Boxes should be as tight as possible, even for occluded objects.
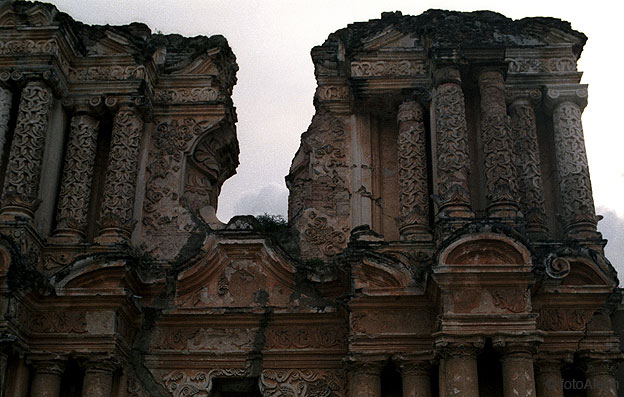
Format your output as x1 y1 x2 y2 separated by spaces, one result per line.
1 81 53 216
69 65 146 81
55 114 100 238
315 85 349 101
161 368 249 397
0 86 12 167
98 108 142 237
537 308 594 331
396 100 431 240
351 60 425 77
0 39 58 55
478 70 519 216
544 254 571 279
27 311 88 334
265 326 347 350
433 76 471 214
552 101 597 236
509 97 548 234
303 210 347 257
154 87 222 103
507 57 576 74
260 369 344 397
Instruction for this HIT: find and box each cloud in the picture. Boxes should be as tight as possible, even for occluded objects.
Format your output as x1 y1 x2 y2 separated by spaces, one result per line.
597 206 624 280
225 183 288 221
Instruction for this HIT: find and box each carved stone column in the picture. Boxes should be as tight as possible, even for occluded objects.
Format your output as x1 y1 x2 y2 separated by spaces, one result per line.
0 81 53 221
436 338 482 397
53 112 100 243
30 359 65 397
82 360 116 397
584 358 618 397
397 359 431 397
397 100 431 241
347 358 383 397
508 91 548 237
547 86 598 239
96 106 142 244
535 359 564 397
494 338 539 397
432 67 473 222
5 356 29 397
0 85 12 168
478 70 519 219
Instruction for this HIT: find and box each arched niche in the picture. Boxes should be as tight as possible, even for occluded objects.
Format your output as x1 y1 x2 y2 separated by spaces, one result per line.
438 233 531 266
561 257 616 288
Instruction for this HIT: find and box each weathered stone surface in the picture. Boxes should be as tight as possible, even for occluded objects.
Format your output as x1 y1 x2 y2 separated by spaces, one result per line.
0 2 621 397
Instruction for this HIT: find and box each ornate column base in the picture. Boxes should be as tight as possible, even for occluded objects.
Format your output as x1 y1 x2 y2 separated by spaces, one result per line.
0 194 40 222
94 216 134 245
399 225 433 242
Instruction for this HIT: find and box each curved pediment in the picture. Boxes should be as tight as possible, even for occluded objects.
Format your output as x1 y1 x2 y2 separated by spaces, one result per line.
174 235 301 310
438 233 531 266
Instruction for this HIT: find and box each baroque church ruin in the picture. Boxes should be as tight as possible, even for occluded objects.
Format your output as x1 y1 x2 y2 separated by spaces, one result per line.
0 2 622 396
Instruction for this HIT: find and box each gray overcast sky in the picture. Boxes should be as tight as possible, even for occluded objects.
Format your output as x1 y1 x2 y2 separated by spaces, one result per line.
44 0 624 276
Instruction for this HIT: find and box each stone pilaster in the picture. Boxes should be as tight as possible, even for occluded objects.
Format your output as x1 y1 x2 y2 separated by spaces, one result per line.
347 357 384 397
494 338 539 397
29 359 65 397
436 337 483 397
397 100 431 241
396 358 432 397
535 359 564 397
0 81 53 221
96 106 142 244
82 359 116 397
508 90 548 238
4 356 29 397
584 358 618 397
0 85 12 168
53 112 100 243
432 67 473 222
478 70 519 219
546 86 598 239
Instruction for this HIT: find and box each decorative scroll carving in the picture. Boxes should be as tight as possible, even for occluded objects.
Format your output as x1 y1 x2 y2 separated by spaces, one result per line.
552 101 597 237
508 57 576 74
432 72 472 217
491 288 530 313
537 308 594 331
260 369 345 397
1 81 53 217
0 86 11 167
55 114 99 239
98 108 142 239
28 311 88 334
509 98 548 235
303 211 347 257
265 326 347 349
162 368 249 397
397 100 430 240
154 87 221 103
315 85 349 101
0 39 58 55
150 327 256 351
478 70 518 217
351 60 425 77
544 255 571 279
69 65 145 81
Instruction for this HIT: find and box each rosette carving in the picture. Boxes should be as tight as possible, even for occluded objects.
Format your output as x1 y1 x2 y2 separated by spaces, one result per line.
97 108 142 240
1 81 53 217
303 212 347 257
553 101 597 238
54 114 99 240
509 98 548 235
397 100 431 240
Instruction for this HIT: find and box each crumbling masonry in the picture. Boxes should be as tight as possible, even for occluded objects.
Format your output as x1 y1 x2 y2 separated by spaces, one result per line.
0 2 621 397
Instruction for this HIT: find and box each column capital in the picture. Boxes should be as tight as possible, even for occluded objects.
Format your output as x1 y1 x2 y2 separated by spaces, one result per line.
492 334 543 357
434 335 485 358
433 65 461 86
344 354 385 375
29 357 66 376
506 86 542 105
393 353 434 376
81 356 118 374
544 84 588 111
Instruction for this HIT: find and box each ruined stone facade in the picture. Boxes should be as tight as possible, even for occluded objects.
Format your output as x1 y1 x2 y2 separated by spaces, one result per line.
0 2 621 397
